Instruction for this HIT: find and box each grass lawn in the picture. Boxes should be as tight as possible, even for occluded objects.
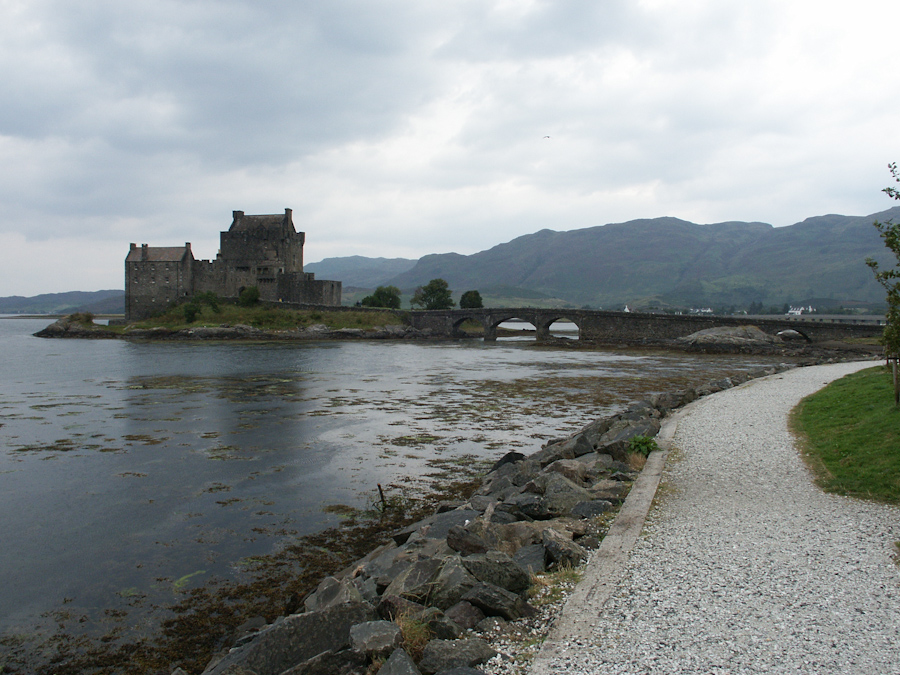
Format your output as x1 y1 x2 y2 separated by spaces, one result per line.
792 365 900 504
110 303 405 333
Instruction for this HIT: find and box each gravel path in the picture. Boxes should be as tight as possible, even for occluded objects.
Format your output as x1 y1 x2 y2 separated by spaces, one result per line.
531 361 900 674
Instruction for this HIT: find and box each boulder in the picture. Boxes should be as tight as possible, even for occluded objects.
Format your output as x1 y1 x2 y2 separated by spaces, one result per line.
544 458 591 485
382 557 444 603
489 451 525 472
677 325 777 346
280 648 368 675
542 528 587 568
538 473 597 517
417 606 463 640
202 601 376 675
571 500 613 519
461 582 536 621
444 601 485 631
417 638 498 675
461 551 530 594
429 558 479 610
446 525 489 555
304 576 363 612
378 648 422 675
504 492 550 520
512 544 546 575
349 620 402 659
378 595 427 621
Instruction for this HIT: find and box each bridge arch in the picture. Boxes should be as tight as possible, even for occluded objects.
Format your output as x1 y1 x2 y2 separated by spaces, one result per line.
536 314 582 341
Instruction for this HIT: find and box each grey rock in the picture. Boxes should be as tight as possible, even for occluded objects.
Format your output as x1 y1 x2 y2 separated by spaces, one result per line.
544 458 591 485
418 606 464 640
430 558 479 610
539 473 597 517
383 557 443 603
349 620 402 658
202 601 375 675
461 582 536 621
444 601 485 631
280 648 367 675
505 492 550 520
461 551 531 594
304 576 363 612
571 499 613 519
512 544 546 575
446 525 489 555
414 510 481 541
542 528 588 568
417 638 498 675
351 576 379 605
377 595 427 621
378 648 422 675
489 451 526 472
436 668 488 675
475 616 508 634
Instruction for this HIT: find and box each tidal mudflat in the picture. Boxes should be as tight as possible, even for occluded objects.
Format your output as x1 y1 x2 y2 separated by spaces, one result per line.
0 317 792 672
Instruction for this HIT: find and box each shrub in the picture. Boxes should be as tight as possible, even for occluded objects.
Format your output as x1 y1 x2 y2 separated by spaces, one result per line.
628 435 659 457
238 286 260 307
361 285 402 309
183 303 200 323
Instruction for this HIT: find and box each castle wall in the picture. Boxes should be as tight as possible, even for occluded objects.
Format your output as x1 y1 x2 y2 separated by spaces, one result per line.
277 273 342 305
125 244 193 321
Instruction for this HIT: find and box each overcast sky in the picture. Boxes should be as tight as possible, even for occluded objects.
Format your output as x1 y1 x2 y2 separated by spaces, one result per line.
2 0 899 295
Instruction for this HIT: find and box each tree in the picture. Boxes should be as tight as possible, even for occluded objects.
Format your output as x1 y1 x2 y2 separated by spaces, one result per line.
459 289 484 309
360 285 402 309
866 162 900 404
410 278 455 310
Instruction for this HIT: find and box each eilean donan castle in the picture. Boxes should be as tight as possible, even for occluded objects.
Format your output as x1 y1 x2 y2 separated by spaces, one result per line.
125 209 341 320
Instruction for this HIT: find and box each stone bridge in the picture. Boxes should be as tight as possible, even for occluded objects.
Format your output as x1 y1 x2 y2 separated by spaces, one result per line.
407 308 884 343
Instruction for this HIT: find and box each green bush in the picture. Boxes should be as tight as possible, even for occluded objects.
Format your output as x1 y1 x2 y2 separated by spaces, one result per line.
361 285 402 309
628 435 659 457
238 286 260 307
183 303 200 323
460 290 484 309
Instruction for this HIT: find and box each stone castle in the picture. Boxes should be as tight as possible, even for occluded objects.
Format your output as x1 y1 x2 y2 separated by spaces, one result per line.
125 209 341 320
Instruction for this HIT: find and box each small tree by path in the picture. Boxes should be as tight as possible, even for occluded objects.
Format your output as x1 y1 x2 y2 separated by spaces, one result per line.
866 162 900 404
410 279 455 310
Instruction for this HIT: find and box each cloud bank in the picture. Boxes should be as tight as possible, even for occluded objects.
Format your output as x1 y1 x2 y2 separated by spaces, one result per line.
1 0 898 294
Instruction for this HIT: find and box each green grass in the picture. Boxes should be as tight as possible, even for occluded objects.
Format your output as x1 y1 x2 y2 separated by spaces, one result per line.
792 366 900 504
111 303 405 333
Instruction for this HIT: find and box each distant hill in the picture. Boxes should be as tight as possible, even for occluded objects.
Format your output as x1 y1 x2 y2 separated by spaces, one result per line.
305 256 417 289
0 290 124 315
12 207 899 313
381 208 900 309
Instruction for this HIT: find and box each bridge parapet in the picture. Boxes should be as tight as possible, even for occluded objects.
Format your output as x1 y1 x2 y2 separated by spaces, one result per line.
406 308 883 343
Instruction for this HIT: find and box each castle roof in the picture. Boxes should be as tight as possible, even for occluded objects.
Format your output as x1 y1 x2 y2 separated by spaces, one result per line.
126 244 192 262
229 208 295 233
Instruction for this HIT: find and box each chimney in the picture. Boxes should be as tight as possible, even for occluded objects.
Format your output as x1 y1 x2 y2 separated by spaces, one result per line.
233 210 244 220
130 243 136 251
141 244 149 261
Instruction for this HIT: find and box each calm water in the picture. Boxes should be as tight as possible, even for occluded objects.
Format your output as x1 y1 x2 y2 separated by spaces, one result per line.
0 317 788 646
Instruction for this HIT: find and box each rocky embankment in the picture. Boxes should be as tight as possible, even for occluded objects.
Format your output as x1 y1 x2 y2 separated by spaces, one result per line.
182 361 835 675
33 316 428 341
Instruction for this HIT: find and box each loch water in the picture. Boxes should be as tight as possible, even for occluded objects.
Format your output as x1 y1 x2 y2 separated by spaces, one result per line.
0 317 789 650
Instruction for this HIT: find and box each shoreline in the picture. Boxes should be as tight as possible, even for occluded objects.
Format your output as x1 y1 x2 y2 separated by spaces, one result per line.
195 355 876 675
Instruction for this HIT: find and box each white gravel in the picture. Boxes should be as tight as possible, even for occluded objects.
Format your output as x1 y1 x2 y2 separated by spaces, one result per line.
531 361 900 674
